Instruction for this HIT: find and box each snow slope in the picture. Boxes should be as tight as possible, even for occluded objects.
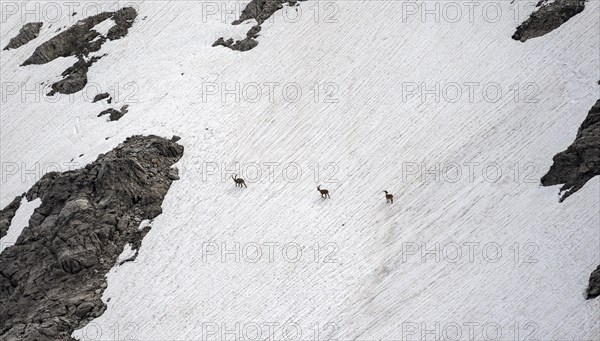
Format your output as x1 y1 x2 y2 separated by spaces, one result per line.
0 198 40 253
1 0 599 340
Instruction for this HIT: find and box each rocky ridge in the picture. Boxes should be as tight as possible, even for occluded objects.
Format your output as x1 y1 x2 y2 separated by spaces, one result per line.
0 135 183 340
512 0 586 42
541 99 600 202
3 22 43 51
20 7 137 96
0 195 24 240
213 0 303 52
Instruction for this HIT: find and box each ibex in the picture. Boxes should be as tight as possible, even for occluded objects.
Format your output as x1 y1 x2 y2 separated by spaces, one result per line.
383 191 393 203
317 185 330 199
232 174 247 188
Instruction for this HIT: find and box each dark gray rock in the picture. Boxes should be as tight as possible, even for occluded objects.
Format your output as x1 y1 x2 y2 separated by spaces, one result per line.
587 265 600 299
213 36 259 51
541 99 600 201
212 37 234 48
3 22 43 51
20 8 136 97
98 105 129 121
512 0 585 42
22 7 136 66
0 195 24 239
92 92 111 103
106 7 137 40
0 135 183 340
22 13 109 66
232 0 288 25
47 55 103 96
168 168 180 181
214 0 301 52
246 25 262 38
231 37 259 51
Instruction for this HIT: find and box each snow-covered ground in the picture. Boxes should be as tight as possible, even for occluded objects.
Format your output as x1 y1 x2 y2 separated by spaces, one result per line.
1 0 599 340
0 197 39 253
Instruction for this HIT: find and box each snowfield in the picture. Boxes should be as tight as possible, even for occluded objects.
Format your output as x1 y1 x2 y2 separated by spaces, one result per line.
1 0 599 340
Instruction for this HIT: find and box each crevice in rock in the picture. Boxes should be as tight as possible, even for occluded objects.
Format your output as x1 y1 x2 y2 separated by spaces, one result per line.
0 135 183 341
98 105 129 121
0 195 25 240
541 99 600 202
512 0 585 42
3 22 43 51
213 0 303 52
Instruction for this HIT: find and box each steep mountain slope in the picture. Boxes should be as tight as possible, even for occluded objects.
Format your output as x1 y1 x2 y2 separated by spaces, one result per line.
0 195 22 239
542 99 600 202
1 1 599 340
512 0 586 41
0 135 183 340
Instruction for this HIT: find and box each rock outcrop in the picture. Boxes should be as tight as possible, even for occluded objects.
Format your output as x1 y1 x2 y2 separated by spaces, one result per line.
212 37 235 48
587 265 600 299
47 55 104 96
22 7 136 66
92 93 111 103
512 0 585 42
213 0 302 52
98 105 129 121
0 195 24 240
0 135 183 341
3 22 43 51
106 7 138 40
233 0 294 25
20 7 136 96
212 36 259 51
541 100 600 202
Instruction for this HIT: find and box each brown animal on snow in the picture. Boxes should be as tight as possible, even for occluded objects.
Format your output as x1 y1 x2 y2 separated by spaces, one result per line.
232 174 247 188
317 185 330 199
384 190 393 203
